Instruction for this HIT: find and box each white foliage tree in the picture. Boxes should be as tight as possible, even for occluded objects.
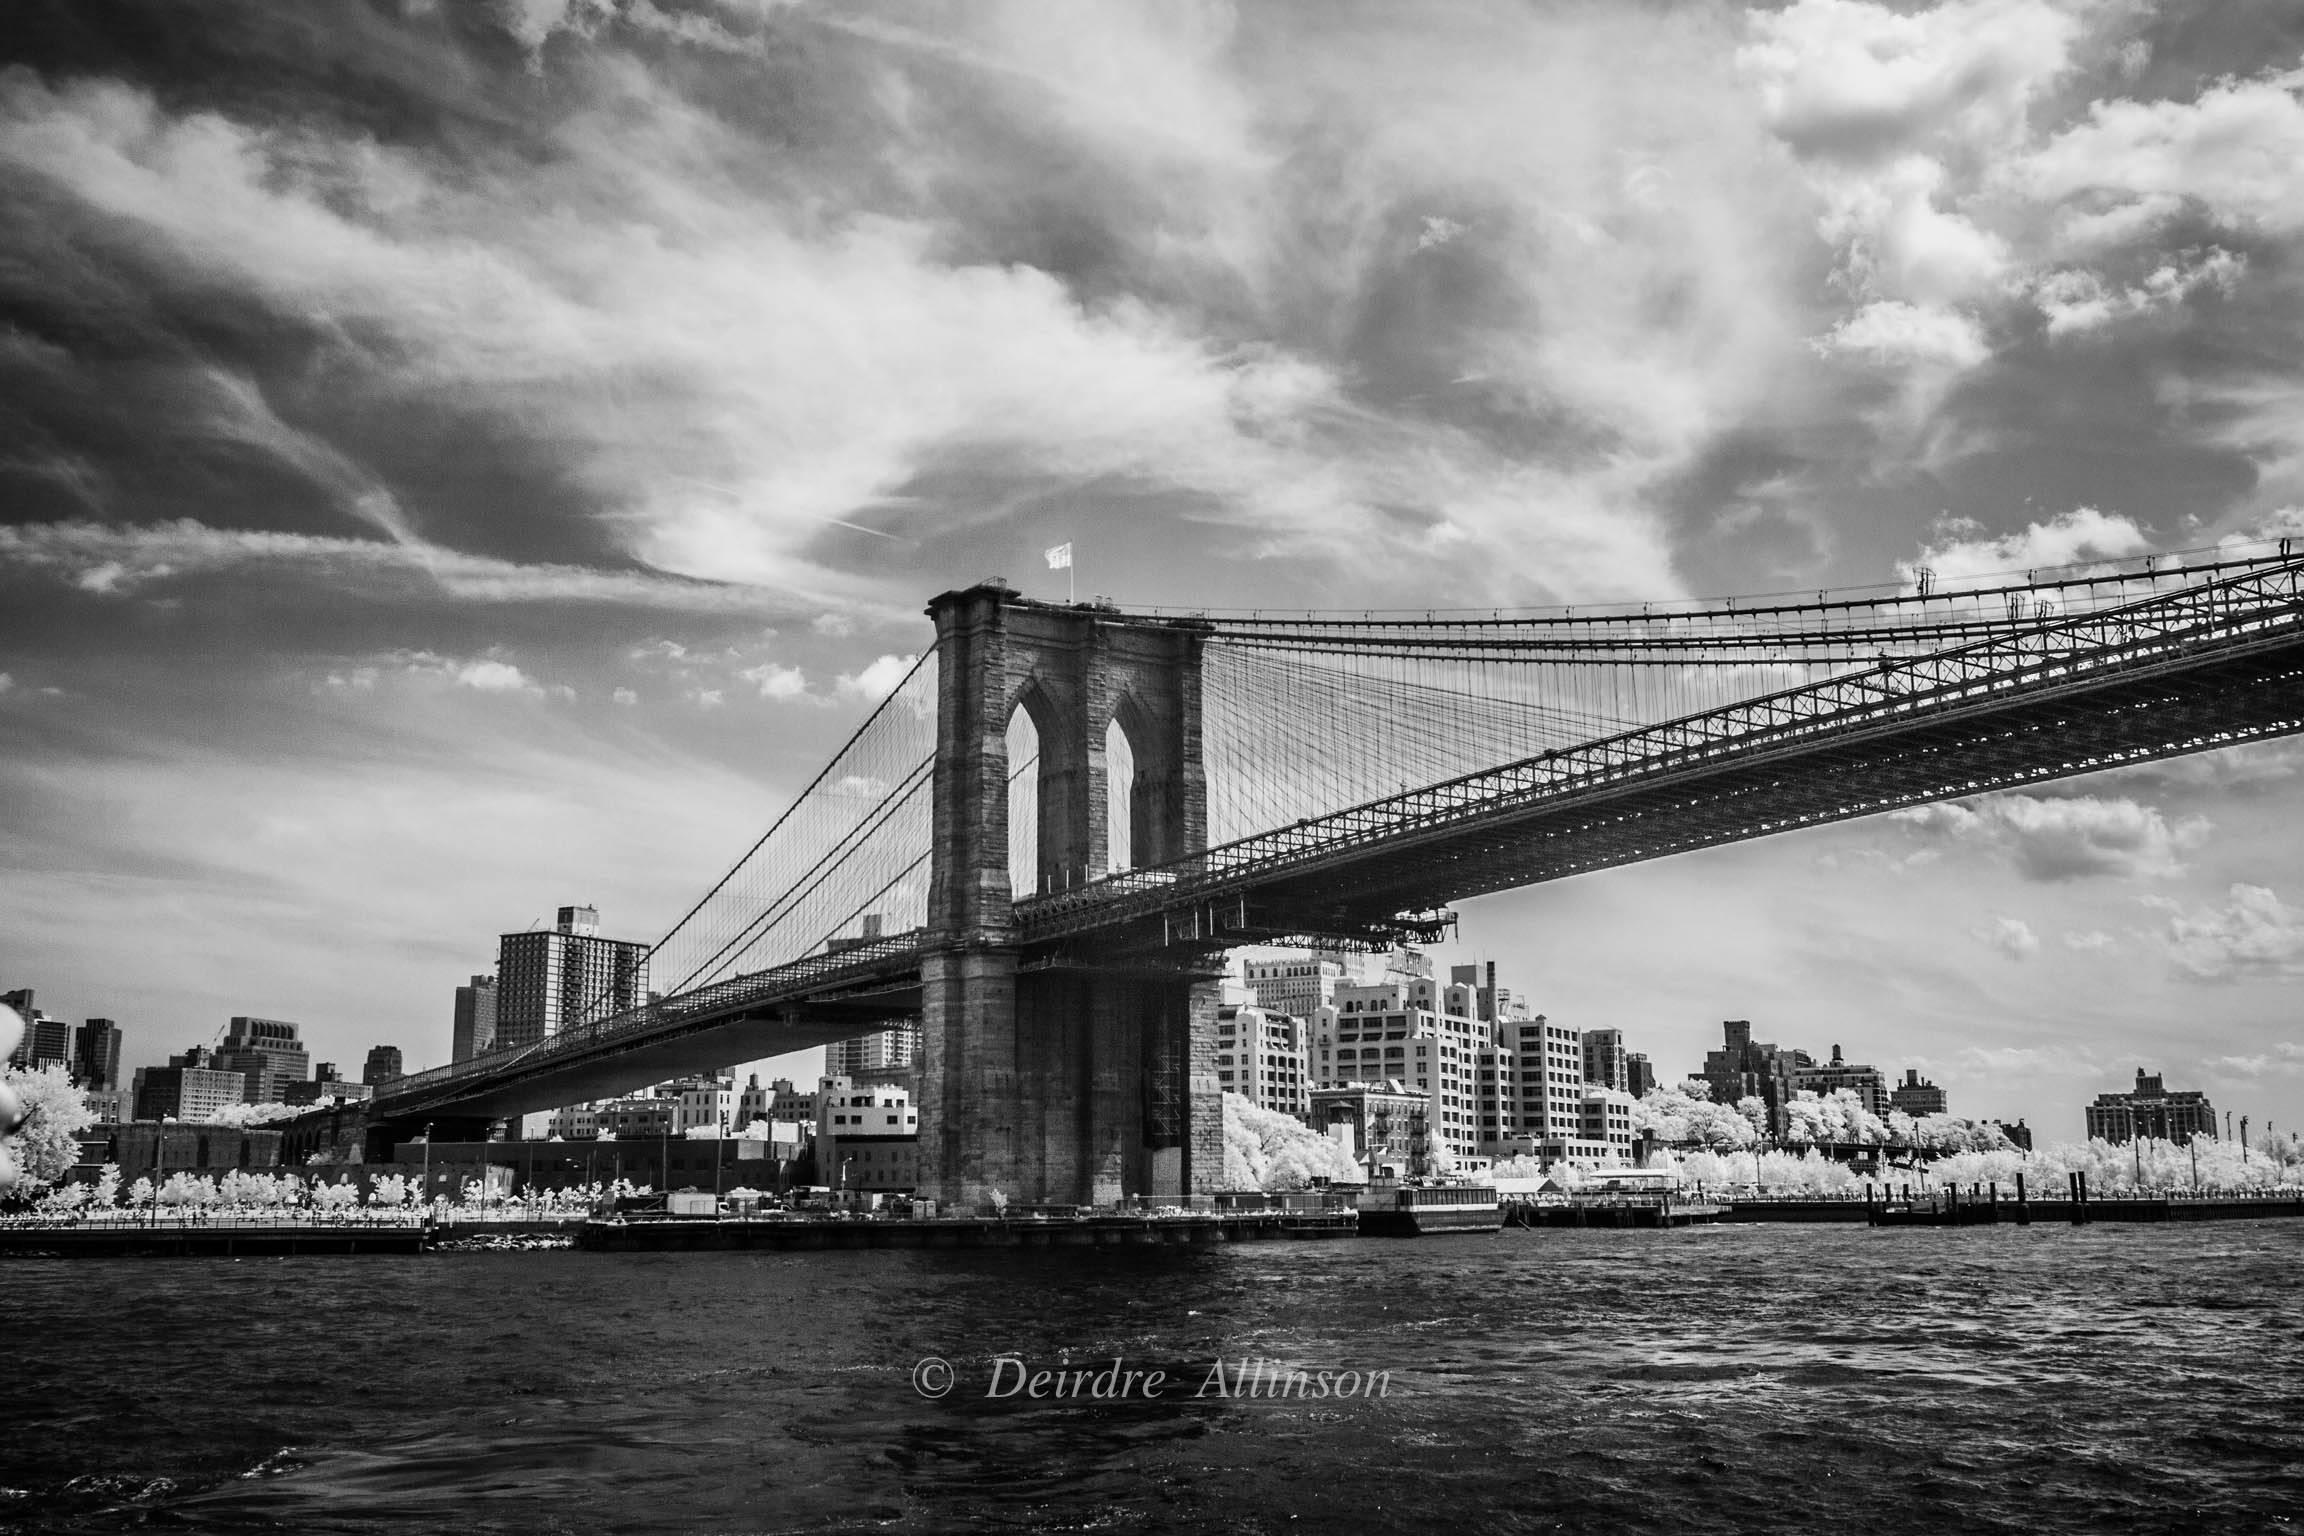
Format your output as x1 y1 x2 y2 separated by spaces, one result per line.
0 1066 95 1190
1221 1093 1365 1191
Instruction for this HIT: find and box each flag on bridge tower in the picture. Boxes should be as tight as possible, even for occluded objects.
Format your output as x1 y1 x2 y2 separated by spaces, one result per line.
1044 542 1072 570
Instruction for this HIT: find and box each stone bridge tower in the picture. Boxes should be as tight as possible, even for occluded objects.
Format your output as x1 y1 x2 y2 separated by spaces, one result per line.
918 584 1222 1210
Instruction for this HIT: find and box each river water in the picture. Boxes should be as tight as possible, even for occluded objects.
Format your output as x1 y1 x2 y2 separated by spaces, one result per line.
5 1223 2301 1534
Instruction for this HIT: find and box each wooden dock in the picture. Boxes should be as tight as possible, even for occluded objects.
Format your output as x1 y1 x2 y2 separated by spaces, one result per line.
0 1219 429 1257
578 1210 1360 1250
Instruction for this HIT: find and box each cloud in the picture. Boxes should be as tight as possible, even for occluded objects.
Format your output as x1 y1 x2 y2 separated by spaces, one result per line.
1950 1042 2095 1078
2029 248 2246 337
611 687 638 706
835 653 920 703
2011 64 2304 235
2062 929 2114 952
2208 1042 2304 1079
2160 883 2304 982
1975 915 2040 959
738 661 810 702
447 659 538 694
0 673 12 695
1891 791 2206 881
1814 299 1988 369
321 651 556 699
1900 505 2152 586
0 520 780 613
1740 0 2079 164
1743 0 2078 399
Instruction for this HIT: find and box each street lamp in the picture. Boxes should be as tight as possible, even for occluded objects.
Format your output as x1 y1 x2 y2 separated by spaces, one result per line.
2242 1115 2250 1167
839 1155 853 1205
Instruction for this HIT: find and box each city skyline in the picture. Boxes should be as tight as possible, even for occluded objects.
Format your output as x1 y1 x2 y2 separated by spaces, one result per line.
4 2 2304 1133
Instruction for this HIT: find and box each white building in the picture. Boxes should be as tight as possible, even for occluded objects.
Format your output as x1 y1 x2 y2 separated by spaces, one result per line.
1310 972 1487 1164
1215 1003 1310 1118
816 1074 919 1192
1241 955 1347 1021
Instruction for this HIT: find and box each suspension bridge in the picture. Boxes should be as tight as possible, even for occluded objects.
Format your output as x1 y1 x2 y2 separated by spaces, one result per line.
302 545 2304 1206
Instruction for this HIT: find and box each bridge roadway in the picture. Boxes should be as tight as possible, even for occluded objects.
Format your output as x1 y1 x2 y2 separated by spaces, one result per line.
366 555 2304 1127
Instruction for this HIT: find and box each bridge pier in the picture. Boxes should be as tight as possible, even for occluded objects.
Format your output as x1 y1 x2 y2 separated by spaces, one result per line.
923 952 1219 1210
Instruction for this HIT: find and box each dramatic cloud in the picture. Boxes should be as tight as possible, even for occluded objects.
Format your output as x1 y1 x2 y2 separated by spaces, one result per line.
1891 791 2206 880
4 0 2304 1126
2159 883 2304 982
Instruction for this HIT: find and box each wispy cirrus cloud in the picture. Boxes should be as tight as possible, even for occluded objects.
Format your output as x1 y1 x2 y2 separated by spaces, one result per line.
0 519 782 612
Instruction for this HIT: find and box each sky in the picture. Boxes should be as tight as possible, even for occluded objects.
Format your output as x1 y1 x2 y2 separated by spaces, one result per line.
4 0 2304 1140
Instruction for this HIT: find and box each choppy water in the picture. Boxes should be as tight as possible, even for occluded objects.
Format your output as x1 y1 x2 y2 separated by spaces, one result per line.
5 1223 2302 1534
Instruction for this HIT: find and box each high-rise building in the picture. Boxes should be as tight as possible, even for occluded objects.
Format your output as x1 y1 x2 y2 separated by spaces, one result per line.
1447 961 1531 1028
132 1047 250 1122
1 989 34 1068
363 1045 405 1086
1626 1052 1657 1101
827 1022 919 1087
1215 1003 1310 1118
452 975 498 1061
1582 1028 1630 1093
74 1019 123 1090
1792 1044 1890 1117
494 907 649 1051
1309 968 1490 1162
213 1016 310 1103
1509 1015 1612 1159
4 992 73 1074
1700 1021 1801 1133
1246 955 1349 1020
1890 1068 1947 1117
2085 1069 2217 1145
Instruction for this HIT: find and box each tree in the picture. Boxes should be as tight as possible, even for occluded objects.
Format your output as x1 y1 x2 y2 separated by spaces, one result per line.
92 1163 121 1208
1632 1080 1758 1149
1221 1093 1365 1190
0 1066 95 1191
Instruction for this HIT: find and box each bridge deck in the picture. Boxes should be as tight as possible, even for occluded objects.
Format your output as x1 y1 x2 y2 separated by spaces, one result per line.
364 556 2304 1124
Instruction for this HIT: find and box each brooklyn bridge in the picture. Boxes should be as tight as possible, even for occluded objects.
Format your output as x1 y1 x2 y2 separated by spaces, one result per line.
291 548 2304 1207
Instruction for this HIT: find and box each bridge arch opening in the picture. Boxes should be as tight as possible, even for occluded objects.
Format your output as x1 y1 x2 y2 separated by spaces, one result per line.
1005 698 1043 898
1105 712 1137 873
